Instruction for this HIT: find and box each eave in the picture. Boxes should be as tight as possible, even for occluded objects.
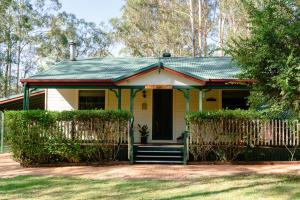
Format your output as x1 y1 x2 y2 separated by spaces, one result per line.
0 90 45 105
208 79 255 84
20 79 115 87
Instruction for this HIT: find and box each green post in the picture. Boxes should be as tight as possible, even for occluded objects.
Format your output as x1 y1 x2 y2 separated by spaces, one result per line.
185 89 190 113
23 84 29 110
0 112 4 153
129 89 134 164
199 90 203 112
118 88 122 110
185 89 190 164
128 88 142 164
179 89 190 165
183 131 189 165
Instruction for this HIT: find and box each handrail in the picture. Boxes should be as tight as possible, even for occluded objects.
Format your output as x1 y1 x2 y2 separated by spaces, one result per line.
183 130 189 165
129 117 134 164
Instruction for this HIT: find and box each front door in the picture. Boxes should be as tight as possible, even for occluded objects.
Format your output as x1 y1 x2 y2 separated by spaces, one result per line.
152 89 173 140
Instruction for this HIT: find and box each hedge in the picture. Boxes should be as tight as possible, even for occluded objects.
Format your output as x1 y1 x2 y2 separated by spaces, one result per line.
186 109 298 122
5 110 132 165
186 109 300 161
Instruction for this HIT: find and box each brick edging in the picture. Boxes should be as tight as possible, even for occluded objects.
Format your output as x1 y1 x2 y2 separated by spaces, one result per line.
20 161 129 168
189 161 300 165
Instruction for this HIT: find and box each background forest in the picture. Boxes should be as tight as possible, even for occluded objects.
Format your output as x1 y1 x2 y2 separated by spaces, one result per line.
0 0 254 98
0 0 299 114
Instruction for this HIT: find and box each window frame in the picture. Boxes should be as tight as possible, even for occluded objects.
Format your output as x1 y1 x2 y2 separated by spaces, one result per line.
78 89 106 110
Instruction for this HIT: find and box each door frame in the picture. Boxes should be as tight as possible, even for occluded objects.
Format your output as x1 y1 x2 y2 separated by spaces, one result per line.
150 89 174 143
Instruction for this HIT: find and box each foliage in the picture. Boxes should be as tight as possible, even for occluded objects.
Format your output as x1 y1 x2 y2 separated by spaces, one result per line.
5 110 132 165
187 109 299 161
137 124 149 137
187 109 299 122
0 0 111 97
111 0 249 56
186 109 286 122
228 0 300 115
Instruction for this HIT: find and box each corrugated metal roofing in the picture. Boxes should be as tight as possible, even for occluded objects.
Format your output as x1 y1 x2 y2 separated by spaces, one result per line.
27 57 241 81
0 89 44 104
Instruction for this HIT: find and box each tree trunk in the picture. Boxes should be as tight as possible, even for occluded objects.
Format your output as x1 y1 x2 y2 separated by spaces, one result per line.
187 0 196 57
16 44 21 93
4 48 9 97
203 18 208 56
4 27 12 97
202 0 208 56
218 11 225 56
198 0 203 56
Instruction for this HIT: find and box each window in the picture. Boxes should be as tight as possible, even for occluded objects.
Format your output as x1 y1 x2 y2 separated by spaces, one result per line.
79 90 105 110
222 90 250 110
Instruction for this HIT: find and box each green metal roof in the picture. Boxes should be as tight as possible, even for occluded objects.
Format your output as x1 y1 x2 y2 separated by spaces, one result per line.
0 89 44 104
27 57 241 81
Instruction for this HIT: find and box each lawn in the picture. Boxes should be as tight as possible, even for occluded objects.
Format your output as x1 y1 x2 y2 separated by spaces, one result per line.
0 174 299 200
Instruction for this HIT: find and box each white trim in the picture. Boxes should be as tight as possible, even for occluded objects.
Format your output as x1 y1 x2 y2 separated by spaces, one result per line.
119 69 203 86
148 89 177 144
77 89 107 110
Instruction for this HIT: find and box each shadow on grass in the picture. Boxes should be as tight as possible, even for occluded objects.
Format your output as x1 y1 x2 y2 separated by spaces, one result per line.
0 174 299 199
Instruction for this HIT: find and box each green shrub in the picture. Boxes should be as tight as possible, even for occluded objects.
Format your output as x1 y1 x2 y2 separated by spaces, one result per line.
186 109 299 161
186 109 298 122
5 110 132 165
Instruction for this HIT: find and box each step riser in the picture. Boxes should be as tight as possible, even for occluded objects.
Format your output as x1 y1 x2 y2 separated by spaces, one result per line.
135 151 182 155
135 161 184 164
134 157 183 161
136 147 183 151
134 145 184 164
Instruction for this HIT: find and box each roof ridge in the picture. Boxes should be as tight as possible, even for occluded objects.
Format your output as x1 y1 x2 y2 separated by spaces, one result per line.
58 56 232 61
160 56 232 59
66 56 159 61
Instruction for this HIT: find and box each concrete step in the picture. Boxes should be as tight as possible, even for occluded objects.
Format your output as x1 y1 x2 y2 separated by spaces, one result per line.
133 144 185 164
135 150 182 154
134 160 184 164
135 155 182 158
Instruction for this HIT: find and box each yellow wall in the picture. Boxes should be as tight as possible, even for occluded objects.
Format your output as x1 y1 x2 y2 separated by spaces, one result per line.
107 89 221 143
47 88 223 143
202 89 222 111
46 89 78 111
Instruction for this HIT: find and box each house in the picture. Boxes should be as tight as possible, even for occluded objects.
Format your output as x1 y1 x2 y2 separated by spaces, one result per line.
0 90 45 111
20 44 251 145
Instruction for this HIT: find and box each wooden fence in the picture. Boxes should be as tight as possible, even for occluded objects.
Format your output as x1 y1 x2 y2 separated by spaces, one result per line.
39 119 130 144
189 119 300 147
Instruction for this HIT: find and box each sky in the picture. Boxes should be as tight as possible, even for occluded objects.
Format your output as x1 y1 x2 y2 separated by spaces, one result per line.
60 0 125 56
60 0 124 25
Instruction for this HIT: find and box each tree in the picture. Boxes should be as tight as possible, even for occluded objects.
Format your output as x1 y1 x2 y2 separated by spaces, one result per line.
111 0 192 56
111 0 250 57
0 0 112 97
0 0 62 96
228 0 300 114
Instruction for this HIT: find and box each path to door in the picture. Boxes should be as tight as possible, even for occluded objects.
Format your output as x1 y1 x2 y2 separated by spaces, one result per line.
1 153 299 180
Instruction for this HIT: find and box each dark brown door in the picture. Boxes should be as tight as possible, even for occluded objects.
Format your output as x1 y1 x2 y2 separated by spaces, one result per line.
152 89 173 140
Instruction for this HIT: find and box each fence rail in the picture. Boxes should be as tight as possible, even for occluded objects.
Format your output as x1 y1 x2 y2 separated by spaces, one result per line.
189 119 300 147
34 119 129 144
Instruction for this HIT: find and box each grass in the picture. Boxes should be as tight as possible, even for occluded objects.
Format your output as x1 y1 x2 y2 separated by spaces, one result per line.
0 174 299 200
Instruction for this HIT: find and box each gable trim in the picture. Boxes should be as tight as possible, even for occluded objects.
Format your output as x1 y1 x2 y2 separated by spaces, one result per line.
115 65 206 85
